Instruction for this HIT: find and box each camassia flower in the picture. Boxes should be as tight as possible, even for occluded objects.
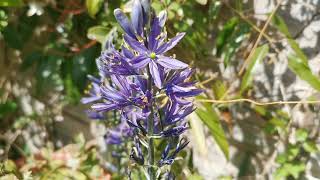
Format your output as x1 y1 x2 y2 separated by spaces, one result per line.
96 46 138 76
81 75 102 104
91 75 148 112
105 119 134 145
123 17 188 88
82 0 202 178
165 68 203 104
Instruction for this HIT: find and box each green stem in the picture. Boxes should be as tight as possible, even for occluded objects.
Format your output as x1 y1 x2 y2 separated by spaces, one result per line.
147 68 155 180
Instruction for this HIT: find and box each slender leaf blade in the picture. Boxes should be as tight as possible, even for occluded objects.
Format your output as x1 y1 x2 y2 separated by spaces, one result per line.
195 0 208 5
240 44 269 93
288 55 320 91
195 100 229 159
86 0 103 18
272 15 308 65
0 0 23 7
87 26 109 44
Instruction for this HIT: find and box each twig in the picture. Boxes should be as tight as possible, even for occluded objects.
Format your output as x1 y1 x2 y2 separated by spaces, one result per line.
196 98 320 106
293 11 320 39
238 0 283 75
223 2 275 44
70 40 97 53
197 74 217 86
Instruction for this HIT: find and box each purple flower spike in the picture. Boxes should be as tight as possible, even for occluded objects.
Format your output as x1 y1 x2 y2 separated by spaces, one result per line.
82 0 202 175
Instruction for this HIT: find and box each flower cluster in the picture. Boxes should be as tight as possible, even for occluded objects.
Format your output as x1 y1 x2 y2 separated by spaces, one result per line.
82 0 201 178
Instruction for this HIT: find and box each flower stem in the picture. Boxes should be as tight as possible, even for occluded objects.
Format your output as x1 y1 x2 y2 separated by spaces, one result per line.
147 68 155 180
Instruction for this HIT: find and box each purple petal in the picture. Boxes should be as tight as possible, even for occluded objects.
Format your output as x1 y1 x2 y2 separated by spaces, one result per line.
122 46 134 58
158 10 167 27
85 110 104 120
124 35 148 53
172 138 189 157
110 75 131 95
170 94 192 105
131 0 144 36
149 61 162 88
101 86 125 101
170 68 193 84
161 143 171 159
157 56 188 69
114 9 136 39
156 32 185 54
131 55 150 69
87 75 100 84
148 17 162 51
160 125 188 137
141 0 150 24
81 96 101 104
175 88 204 97
92 103 118 112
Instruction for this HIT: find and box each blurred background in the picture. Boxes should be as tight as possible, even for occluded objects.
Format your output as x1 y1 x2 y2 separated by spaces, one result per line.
1 0 320 179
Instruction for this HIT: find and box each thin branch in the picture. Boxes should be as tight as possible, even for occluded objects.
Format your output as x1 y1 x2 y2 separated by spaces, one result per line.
238 0 283 75
197 74 217 86
196 98 320 106
223 1 275 44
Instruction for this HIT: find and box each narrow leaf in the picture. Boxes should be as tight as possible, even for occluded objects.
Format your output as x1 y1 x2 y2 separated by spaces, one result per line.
195 97 229 159
212 80 227 100
189 112 208 156
288 55 320 91
86 0 103 18
0 0 23 7
240 44 269 94
87 26 109 44
287 39 308 65
195 0 208 5
272 15 308 65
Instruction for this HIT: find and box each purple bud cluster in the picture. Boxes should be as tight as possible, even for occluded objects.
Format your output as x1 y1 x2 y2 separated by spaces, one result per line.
82 0 202 177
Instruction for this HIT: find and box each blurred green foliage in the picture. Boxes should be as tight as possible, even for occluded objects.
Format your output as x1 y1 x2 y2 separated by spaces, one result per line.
1 0 320 179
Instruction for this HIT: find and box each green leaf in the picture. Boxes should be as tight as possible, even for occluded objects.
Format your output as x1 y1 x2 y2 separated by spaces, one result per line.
195 97 229 159
87 26 117 46
288 55 320 91
295 129 308 142
212 80 227 100
195 0 207 5
240 44 269 94
0 0 23 7
288 39 308 66
287 145 299 161
303 141 318 153
87 26 109 44
275 154 287 164
272 15 290 37
216 17 239 57
21 51 43 71
187 173 204 180
0 101 17 118
189 112 208 156
223 22 250 66
274 163 305 180
86 0 103 18
289 163 305 179
272 15 308 65
2 25 23 49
